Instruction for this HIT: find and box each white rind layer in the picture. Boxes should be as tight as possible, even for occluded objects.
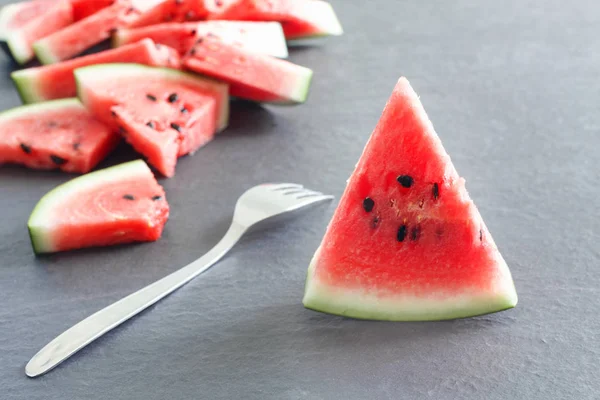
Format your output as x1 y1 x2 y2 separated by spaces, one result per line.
303 247 518 321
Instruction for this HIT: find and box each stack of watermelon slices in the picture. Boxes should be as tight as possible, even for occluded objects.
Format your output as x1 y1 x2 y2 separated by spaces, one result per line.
0 0 341 254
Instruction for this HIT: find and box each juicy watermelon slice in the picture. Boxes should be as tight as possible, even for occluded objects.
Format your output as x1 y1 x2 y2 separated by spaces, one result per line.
28 160 169 254
75 63 229 177
2 0 73 64
71 0 114 21
183 37 312 104
32 0 168 64
0 98 118 174
113 21 289 58
12 39 180 104
303 77 518 321
207 0 343 40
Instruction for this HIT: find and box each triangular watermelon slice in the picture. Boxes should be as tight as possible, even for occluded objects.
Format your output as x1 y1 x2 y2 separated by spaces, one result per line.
1 0 73 64
75 64 229 177
206 0 343 40
12 39 180 104
28 160 169 254
183 37 312 104
32 0 178 64
303 78 518 321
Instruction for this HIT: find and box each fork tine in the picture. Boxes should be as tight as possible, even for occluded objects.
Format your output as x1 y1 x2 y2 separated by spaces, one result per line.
295 190 324 199
297 194 335 205
270 183 303 191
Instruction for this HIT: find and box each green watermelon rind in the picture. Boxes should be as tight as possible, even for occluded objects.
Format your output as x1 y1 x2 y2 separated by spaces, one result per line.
74 63 230 131
0 97 83 122
11 68 44 104
28 160 151 254
32 39 60 65
303 247 518 321
284 0 344 41
5 30 33 65
257 66 313 105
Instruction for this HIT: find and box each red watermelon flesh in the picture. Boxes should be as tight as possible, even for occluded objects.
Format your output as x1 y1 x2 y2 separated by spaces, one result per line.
0 98 118 174
75 63 229 177
70 0 114 21
12 39 180 104
113 21 289 58
3 0 73 64
32 0 169 64
206 0 343 40
183 37 312 104
303 77 518 321
28 160 169 254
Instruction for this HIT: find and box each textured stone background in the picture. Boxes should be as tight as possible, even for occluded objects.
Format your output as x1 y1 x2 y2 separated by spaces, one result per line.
1 0 598 399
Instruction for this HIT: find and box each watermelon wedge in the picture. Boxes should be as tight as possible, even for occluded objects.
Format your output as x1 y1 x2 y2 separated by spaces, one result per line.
28 160 169 254
303 77 518 321
71 0 114 21
2 0 73 64
0 98 118 174
32 0 168 64
12 39 180 104
207 0 343 40
113 21 289 58
75 64 229 177
183 37 312 104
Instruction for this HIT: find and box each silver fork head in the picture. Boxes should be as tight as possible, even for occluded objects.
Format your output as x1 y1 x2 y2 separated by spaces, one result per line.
233 183 334 228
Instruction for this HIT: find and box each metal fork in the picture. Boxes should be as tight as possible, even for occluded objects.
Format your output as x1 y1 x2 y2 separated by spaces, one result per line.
25 183 333 378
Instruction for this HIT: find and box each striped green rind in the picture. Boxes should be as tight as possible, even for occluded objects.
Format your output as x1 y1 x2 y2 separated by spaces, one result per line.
28 160 151 254
303 248 518 321
75 63 230 131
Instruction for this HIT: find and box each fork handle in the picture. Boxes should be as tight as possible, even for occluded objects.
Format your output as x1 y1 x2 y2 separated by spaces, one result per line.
26 221 247 378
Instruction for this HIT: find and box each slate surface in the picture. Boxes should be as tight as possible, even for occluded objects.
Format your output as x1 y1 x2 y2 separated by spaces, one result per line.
1 0 598 399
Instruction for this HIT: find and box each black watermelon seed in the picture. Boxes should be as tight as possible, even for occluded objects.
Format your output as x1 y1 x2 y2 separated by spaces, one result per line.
108 27 117 34
479 229 483 242
20 143 32 154
433 183 439 200
189 48 196 56
72 142 81 151
164 13 175 21
363 197 374 212
125 7 135 14
146 94 157 101
123 194 135 200
152 195 162 201
170 123 182 132
180 106 188 114
397 225 408 242
175 0 183 4
185 11 195 20
50 155 67 165
410 226 421 241
397 175 414 188
146 121 155 129
111 110 116 118
371 216 380 229
155 43 162 50
119 126 128 135
47 121 58 128
190 29 197 35
195 37 204 44
167 93 179 103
